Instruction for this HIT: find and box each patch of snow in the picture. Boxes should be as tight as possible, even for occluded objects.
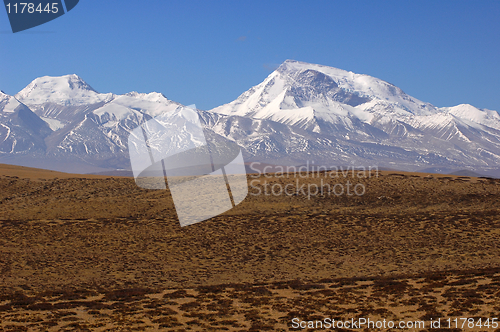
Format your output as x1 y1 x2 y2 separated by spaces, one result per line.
111 94 180 117
2 97 21 113
0 123 11 142
40 117 66 131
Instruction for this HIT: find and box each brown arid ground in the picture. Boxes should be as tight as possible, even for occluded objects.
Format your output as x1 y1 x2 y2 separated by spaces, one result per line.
0 164 499 331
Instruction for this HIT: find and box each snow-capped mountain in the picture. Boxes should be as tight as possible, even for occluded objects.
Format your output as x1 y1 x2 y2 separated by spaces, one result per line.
15 74 112 106
15 74 114 132
212 60 500 135
212 60 438 131
1 61 500 176
1 75 183 172
210 60 500 175
0 91 51 154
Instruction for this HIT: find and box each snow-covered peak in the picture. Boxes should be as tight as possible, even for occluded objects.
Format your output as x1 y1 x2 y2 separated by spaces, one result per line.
15 74 113 106
0 90 10 102
0 95 22 113
277 60 437 115
0 91 27 114
124 91 168 103
441 104 500 130
279 59 353 80
90 92 182 128
211 59 439 130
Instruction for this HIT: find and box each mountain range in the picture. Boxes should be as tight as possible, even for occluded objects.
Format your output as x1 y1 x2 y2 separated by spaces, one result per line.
1 60 500 177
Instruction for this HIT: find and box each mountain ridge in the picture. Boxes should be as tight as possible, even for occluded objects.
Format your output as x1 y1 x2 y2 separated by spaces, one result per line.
2 61 500 177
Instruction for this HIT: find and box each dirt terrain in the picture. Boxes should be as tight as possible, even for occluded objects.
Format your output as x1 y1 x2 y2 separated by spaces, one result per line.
0 164 499 331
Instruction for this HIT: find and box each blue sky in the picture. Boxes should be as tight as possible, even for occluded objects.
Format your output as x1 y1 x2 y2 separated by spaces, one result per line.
1 0 499 111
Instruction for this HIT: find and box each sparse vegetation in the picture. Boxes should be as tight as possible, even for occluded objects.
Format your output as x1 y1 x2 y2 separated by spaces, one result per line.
0 167 499 330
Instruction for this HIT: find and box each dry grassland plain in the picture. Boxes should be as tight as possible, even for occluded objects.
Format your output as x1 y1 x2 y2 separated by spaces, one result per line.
0 164 499 331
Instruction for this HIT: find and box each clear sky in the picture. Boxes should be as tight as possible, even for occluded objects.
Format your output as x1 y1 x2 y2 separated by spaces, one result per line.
1 0 499 112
